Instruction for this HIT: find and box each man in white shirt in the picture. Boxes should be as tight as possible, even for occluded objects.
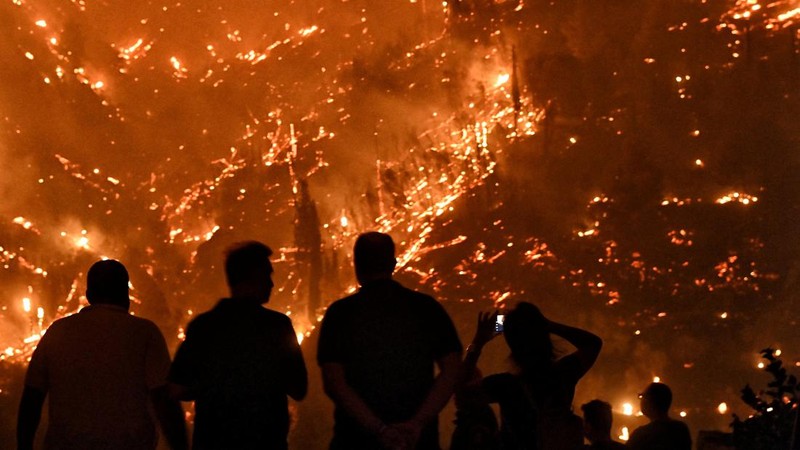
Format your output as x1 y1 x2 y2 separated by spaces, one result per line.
17 259 187 450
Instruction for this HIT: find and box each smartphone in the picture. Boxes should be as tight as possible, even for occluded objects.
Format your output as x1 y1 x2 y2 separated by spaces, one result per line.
495 314 505 333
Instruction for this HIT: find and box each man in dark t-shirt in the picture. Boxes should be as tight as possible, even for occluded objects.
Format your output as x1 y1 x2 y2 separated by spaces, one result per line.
627 383 691 450
169 242 307 450
317 232 462 450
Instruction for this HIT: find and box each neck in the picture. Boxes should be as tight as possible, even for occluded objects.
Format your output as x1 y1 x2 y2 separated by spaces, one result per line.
357 273 393 286
648 412 670 422
231 293 265 302
89 300 129 311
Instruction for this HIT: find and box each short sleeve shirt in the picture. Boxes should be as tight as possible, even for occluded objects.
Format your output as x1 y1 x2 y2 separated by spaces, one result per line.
169 298 306 450
317 279 462 449
627 419 692 450
25 304 170 450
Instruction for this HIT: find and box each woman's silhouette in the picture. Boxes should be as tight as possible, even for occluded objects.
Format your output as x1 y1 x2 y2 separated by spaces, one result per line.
461 302 602 450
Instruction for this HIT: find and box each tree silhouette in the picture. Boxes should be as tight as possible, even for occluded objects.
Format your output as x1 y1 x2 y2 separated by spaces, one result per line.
732 348 800 450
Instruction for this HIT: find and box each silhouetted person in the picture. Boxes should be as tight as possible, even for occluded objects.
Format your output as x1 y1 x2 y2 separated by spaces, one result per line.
17 259 187 450
627 383 691 450
317 232 462 450
169 241 307 450
450 368 500 450
581 400 624 450
464 304 602 450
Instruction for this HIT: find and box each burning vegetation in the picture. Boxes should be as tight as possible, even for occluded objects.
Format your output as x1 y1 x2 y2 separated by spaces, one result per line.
0 0 798 445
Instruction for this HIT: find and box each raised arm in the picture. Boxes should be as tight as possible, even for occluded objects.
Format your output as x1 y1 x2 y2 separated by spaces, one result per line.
548 319 602 378
17 386 46 450
462 311 499 380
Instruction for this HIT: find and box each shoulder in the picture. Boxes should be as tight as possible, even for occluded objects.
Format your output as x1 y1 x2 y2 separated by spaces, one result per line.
397 285 447 314
183 307 219 331
397 283 436 302
127 314 160 329
630 422 651 435
40 312 90 339
261 308 294 327
672 419 691 434
35 316 70 349
628 423 650 443
42 314 73 334
125 315 167 340
322 293 360 316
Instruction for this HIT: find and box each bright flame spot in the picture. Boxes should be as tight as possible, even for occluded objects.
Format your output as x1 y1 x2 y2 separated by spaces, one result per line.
623 403 634 416
25 52 34 60
653 376 661 383
679 411 687 417
775 349 782 356
37 307 44 319
778 8 800 22
35 19 47 27
720 312 728 319
76 236 90 249
13 217 33 229
298 25 319 37
757 362 765 369
340 215 348 227
495 73 510 87
296 332 304 345
619 427 629 441
22 298 31 313
718 402 728 414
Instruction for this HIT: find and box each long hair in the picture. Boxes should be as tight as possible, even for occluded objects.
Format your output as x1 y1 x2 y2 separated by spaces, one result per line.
503 302 555 375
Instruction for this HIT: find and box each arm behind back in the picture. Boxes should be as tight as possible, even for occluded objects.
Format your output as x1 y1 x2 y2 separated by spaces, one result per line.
282 315 308 401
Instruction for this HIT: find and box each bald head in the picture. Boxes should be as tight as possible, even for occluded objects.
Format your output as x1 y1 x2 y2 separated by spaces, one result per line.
354 232 396 284
86 259 130 309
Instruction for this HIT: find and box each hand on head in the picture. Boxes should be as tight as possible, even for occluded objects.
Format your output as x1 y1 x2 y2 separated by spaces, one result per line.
516 302 549 328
